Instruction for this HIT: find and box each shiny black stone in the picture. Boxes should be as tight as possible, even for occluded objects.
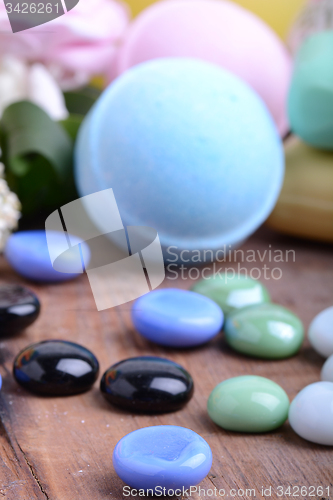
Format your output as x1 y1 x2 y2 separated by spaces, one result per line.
100 356 194 413
13 340 99 395
0 284 40 337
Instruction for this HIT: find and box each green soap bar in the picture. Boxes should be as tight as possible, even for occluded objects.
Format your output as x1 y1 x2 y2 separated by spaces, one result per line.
288 31 333 150
207 375 289 433
192 273 270 316
224 303 304 359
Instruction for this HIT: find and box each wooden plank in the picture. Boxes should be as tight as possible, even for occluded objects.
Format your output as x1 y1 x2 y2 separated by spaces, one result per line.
0 227 332 500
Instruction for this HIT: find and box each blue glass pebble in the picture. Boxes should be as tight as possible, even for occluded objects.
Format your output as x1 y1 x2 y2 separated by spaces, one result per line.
0 374 2 390
4 230 91 283
113 425 212 491
132 289 223 347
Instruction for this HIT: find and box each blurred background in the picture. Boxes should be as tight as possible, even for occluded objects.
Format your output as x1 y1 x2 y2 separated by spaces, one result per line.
0 0 332 265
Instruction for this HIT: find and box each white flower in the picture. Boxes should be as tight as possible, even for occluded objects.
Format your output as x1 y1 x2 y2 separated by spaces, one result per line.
0 56 68 120
0 164 21 251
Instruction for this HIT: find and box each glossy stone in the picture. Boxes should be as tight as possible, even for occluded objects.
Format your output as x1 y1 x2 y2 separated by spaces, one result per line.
207 375 289 432
5 230 91 282
321 354 333 383
113 425 212 490
289 382 333 445
132 289 223 347
13 340 99 395
308 306 333 358
192 273 270 316
0 285 40 337
224 303 304 359
100 356 193 413
0 374 2 390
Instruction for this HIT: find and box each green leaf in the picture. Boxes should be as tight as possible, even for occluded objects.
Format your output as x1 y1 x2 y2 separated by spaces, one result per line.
1 101 72 180
64 85 101 116
60 114 83 142
0 101 78 215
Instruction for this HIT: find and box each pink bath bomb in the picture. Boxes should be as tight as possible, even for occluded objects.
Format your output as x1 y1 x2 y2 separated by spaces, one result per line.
114 0 292 136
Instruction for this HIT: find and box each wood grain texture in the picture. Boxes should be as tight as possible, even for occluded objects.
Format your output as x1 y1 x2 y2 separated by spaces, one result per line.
0 227 332 500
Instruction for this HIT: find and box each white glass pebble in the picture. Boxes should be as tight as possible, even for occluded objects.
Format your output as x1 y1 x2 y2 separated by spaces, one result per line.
321 355 333 382
308 306 333 358
289 381 333 445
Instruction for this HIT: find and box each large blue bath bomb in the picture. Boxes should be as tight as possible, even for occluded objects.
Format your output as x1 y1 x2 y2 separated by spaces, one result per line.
75 59 284 262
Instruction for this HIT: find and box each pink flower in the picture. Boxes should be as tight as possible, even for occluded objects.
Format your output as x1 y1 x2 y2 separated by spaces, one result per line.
0 0 130 89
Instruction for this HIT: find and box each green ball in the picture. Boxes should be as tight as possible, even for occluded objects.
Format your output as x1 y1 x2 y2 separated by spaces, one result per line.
191 273 270 316
224 303 304 359
207 375 289 433
288 31 333 150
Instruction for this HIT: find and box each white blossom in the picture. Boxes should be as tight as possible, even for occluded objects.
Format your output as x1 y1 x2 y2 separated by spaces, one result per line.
0 163 21 251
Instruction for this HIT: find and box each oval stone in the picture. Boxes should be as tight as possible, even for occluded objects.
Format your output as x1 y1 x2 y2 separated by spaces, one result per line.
207 375 289 432
100 356 193 413
113 425 212 490
5 230 91 282
13 340 99 395
0 285 40 337
224 303 304 359
132 289 223 347
308 306 333 358
192 273 270 316
289 382 333 445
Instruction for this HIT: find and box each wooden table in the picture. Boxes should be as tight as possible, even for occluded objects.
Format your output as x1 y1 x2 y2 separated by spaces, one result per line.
0 227 332 500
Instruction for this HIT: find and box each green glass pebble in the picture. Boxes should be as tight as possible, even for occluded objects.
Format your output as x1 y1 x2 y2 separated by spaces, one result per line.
192 273 270 316
224 303 304 359
207 375 289 433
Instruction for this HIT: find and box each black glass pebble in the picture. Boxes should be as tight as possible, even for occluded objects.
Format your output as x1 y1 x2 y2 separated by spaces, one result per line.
100 356 194 413
13 340 99 396
0 284 40 337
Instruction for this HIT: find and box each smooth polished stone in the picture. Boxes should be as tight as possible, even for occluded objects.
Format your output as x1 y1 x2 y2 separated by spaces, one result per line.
0 374 2 390
5 230 91 282
308 306 333 358
207 375 289 432
113 425 212 490
192 273 270 316
100 356 193 413
289 382 333 445
321 355 333 383
13 340 99 395
0 285 40 337
224 303 304 359
132 289 223 347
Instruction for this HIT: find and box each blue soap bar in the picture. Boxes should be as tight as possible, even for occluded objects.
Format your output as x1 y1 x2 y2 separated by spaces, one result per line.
113 425 212 491
132 288 223 347
4 230 91 283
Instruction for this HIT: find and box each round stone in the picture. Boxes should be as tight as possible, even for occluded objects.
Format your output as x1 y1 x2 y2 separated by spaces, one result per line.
113 425 212 491
13 340 99 395
308 306 333 358
224 303 304 359
5 230 91 282
207 375 289 432
131 288 223 347
192 273 270 316
321 355 333 383
100 356 193 413
289 382 333 445
0 285 40 337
